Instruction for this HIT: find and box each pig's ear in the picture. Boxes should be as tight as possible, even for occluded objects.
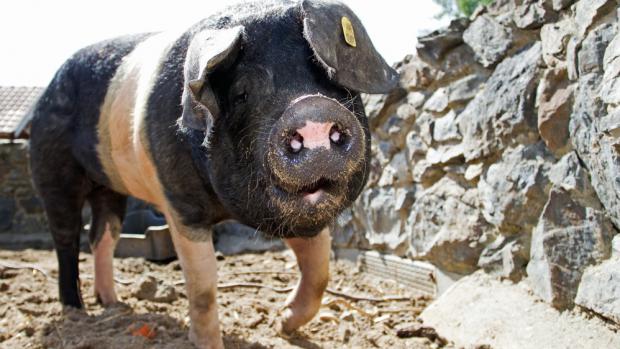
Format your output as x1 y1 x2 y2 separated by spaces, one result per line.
301 0 398 94
181 26 244 131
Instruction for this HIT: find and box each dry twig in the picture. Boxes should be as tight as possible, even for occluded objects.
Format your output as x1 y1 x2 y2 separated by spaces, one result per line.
82 274 134 285
211 281 411 303
322 298 376 317
0 259 50 278
94 310 133 325
220 270 296 276
217 282 293 293
325 288 410 302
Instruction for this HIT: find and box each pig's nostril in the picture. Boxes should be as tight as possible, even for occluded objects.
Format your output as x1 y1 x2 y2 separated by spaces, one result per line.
329 125 345 146
289 132 304 153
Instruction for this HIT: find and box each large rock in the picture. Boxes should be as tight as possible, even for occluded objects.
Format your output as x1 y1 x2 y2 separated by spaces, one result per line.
423 74 487 113
425 144 465 166
486 0 516 15
551 152 620 318
377 152 411 187
433 110 462 142
416 18 469 64
478 234 529 282
571 73 620 230
365 87 407 130
434 44 486 84
548 151 601 207
567 1 617 80
375 100 419 149
575 257 620 324
600 31 620 105
411 159 445 187
478 143 554 234
552 0 576 11
574 0 616 39
577 22 617 76
366 139 396 187
351 187 413 255
412 111 434 147
536 67 573 155
405 131 428 161
398 56 437 91
527 188 615 309
513 0 558 30
421 271 620 349
459 43 542 161
463 15 513 67
406 177 492 274
527 152 615 309
540 16 576 67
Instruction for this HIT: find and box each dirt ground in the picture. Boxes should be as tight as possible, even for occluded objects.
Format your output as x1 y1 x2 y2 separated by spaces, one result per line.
0 248 452 349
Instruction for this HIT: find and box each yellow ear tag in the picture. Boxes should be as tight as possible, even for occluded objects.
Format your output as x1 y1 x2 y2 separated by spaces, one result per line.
341 16 356 48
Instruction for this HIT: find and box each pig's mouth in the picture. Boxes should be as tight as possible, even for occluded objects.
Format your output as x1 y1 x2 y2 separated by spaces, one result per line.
271 176 341 205
266 176 345 236
269 173 345 215
296 178 337 203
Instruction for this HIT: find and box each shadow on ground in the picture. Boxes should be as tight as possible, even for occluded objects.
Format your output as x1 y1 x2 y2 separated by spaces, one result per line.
37 304 277 349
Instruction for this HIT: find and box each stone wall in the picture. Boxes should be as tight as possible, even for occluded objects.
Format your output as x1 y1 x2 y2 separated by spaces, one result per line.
1 0 618 325
0 140 47 235
332 0 620 323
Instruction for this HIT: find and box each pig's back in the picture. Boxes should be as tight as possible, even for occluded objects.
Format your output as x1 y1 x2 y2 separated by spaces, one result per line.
30 33 154 188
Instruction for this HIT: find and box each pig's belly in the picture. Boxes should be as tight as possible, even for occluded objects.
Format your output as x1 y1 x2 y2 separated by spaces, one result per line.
96 31 181 209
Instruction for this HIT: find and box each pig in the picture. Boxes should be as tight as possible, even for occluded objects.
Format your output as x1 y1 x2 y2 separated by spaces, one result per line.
28 0 397 347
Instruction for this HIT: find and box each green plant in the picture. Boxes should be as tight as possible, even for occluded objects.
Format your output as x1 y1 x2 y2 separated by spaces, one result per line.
433 0 496 18
457 0 495 16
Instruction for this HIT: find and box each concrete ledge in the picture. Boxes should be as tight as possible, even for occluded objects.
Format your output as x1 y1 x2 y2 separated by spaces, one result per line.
115 225 176 261
421 271 620 349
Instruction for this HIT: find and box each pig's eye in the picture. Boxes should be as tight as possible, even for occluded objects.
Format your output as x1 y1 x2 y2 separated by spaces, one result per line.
232 91 248 106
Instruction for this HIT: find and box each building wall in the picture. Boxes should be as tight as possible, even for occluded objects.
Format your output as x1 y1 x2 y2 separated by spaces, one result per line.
0 140 47 235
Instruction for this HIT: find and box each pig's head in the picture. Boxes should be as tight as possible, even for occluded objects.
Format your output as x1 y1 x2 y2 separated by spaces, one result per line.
180 0 398 238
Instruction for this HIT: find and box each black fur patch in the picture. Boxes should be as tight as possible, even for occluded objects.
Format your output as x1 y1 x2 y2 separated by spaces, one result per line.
143 3 304 231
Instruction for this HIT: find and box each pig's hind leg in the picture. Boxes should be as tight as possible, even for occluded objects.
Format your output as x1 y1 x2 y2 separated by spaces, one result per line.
31 158 90 309
86 188 126 305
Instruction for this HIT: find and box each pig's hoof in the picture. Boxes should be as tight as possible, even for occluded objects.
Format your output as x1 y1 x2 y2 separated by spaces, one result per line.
189 328 224 349
276 320 296 338
61 305 87 317
278 307 308 335
95 290 118 306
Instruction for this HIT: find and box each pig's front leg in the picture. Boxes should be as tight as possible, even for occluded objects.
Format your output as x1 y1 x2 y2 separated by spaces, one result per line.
167 217 223 349
280 228 331 334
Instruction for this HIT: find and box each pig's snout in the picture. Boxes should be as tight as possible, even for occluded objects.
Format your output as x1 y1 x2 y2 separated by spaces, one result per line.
267 95 365 199
288 121 345 152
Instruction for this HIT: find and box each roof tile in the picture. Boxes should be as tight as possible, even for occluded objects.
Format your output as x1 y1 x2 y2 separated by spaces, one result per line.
0 86 44 139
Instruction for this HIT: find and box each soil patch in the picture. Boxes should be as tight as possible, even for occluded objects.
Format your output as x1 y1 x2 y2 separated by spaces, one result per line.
0 248 450 348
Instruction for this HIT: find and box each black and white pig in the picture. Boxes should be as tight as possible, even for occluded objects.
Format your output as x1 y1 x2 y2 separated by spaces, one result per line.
29 0 397 347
